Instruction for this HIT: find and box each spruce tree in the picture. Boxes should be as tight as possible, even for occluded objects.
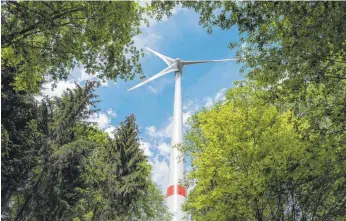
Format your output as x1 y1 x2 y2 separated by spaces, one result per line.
2 79 170 220
105 114 151 220
22 82 100 221
1 68 42 213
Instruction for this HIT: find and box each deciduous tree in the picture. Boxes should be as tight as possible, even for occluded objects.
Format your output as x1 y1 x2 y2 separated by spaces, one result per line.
1 1 146 93
184 82 346 221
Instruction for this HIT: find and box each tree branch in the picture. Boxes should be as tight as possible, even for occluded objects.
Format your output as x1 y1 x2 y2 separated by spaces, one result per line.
2 6 84 47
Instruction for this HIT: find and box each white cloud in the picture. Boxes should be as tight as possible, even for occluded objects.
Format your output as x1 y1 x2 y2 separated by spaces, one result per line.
87 108 118 132
107 108 117 118
183 99 200 112
215 88 227 102
183 112 193 129
162 119 173 138
69 66 113 87
88 112 110 130
157 142 170 156
145 117 172 139
69 67 98 83
203 88 228 109
100 80 109 87
104 125 116 139
140 141 153 157
150 156 170 191
145 99 199 140
204 97 213 109
39 81 76 99
37 65 113 101
182 99 200 129
145 125 161 137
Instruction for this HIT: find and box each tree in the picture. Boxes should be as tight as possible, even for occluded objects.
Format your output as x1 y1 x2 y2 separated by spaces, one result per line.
79 116 171 221
1 2 170 220
1 1 146 93
105 114 154 220
183 82 346 221
150 1 346 145
136 181 172 221
150 3 346 219
1 67 42 210
1 78 100 220
1 77 170 220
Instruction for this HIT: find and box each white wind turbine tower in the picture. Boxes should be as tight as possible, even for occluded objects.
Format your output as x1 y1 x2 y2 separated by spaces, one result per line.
128 47 237 221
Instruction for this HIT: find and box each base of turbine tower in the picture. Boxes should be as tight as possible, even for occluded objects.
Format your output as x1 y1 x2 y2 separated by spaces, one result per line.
167 184 187 221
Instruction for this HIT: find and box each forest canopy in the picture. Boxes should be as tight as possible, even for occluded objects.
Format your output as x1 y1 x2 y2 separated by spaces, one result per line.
1 1 146 93
1 1 346 221
151 1 346 220
1 1 170 220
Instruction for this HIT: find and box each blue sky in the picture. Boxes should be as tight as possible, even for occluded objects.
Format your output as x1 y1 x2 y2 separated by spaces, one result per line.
40 7 243 193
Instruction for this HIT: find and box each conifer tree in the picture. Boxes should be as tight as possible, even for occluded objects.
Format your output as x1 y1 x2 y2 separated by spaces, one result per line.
105 114 151 220
1 68 42 212
2 75 170 220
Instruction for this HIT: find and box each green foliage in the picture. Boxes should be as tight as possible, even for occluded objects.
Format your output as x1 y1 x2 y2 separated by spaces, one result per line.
1 2 170 220
184 83 346 220
1 68 44 209
1 78 100 220
103 114 152 220
150 2 346 219
136 181 173 221
1 74 169 220
152 1 346 144
1 1 146 93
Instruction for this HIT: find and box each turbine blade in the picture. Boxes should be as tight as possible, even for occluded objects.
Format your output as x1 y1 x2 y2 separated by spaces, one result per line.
146 47 175 65
127 63 178 92
182 58 237 66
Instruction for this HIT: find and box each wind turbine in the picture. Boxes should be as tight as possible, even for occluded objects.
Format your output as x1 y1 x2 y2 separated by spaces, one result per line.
128 47 236 221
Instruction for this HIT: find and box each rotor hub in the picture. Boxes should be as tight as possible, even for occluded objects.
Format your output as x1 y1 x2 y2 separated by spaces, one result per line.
175 58 183 73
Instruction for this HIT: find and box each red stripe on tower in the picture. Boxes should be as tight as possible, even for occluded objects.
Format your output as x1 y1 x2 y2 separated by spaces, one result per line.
167 184 187 197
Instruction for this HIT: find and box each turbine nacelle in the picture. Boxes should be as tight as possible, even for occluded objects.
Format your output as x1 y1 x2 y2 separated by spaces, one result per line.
175 58 183 73
127 47 237 92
